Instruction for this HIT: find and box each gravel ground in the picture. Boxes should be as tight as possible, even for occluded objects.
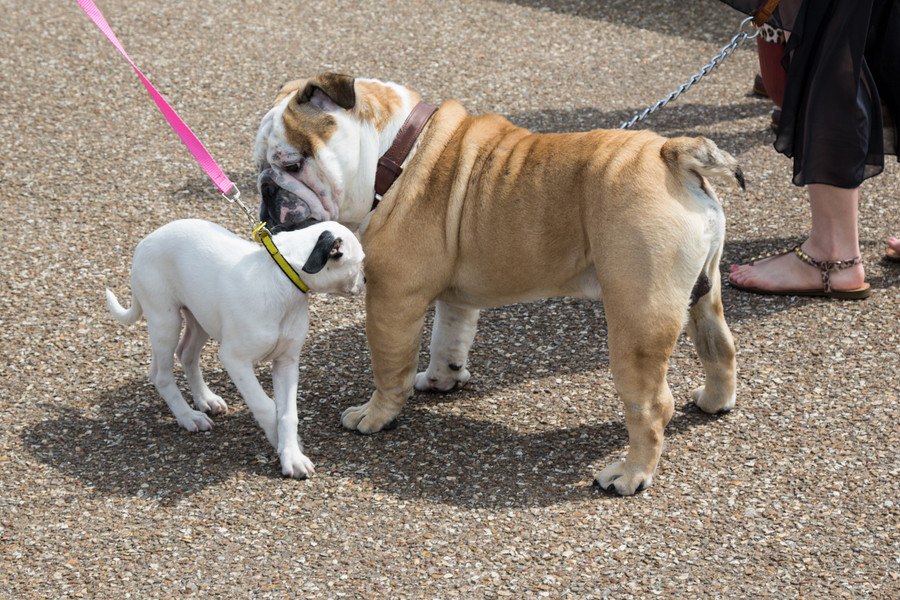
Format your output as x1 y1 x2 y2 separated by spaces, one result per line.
2 1 898 597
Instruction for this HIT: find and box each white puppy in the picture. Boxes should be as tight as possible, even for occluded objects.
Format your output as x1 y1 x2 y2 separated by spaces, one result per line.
105 218 365 479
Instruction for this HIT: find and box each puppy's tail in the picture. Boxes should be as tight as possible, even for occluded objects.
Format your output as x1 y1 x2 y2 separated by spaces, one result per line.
661 136 745 194
105 288 143 325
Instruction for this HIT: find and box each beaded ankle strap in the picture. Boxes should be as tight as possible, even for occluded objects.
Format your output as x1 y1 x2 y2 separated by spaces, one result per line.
792 245 862 293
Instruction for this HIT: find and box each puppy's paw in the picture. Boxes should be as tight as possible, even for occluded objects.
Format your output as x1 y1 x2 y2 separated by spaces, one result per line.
414 367 471 393
176 410 214 433
691 386 736 414
341 400 399 434
280 449 315 480
194 394 229 416
594 461 653 496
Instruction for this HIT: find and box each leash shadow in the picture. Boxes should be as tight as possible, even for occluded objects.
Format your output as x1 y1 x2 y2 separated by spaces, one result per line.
492 0 742 43
505 101 774 156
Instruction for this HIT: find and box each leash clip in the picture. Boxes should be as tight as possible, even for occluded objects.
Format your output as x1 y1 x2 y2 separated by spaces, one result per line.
222 185 260 229
222 185 241 203
739 16 762 39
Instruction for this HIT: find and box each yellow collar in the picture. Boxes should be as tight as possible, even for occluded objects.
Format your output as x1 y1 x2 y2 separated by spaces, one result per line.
252 223 310 294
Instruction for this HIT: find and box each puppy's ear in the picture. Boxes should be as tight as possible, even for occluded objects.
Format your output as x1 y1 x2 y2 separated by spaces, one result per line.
302 230 343 274
297 72 356 110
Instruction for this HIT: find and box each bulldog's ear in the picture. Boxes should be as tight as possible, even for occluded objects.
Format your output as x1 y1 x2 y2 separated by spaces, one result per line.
297 72 356 111
302 230 343 274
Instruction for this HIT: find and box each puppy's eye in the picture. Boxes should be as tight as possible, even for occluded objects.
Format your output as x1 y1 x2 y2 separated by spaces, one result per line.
283 162 301 173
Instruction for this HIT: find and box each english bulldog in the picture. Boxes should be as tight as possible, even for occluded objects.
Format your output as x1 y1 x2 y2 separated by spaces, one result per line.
253 73 743 495
106 218 365 479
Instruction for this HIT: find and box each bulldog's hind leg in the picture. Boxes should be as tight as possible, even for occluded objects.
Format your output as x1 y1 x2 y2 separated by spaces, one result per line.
685 261 737 413
415 301 480 392
146 309 214 433
342 285 429 433
176 309 228 416
594 284 682 496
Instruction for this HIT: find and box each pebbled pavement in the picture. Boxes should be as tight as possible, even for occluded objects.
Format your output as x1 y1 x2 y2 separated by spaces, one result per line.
1 1 898 597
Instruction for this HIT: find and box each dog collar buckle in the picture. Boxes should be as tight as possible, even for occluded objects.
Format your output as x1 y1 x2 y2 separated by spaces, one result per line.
254 224 311 294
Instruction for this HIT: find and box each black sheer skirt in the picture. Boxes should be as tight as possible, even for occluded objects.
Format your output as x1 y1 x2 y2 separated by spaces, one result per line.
720 0 899 188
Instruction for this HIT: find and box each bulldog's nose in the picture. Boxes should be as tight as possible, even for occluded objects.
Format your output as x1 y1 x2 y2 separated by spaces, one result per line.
258 168 278 201
257 168 282 222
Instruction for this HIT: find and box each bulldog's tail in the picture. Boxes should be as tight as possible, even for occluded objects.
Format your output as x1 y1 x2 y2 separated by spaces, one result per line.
661 136 745 193
105 288 143 325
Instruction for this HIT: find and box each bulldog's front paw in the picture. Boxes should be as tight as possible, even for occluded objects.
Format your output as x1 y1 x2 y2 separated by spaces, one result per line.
594 461 653 496
280 448 315 479
341 399 400 434
194 393 229 416
176 409 214 433
414 367 471 393
691 386 736 414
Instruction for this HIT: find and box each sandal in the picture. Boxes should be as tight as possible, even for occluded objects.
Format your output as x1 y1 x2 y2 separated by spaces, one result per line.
730 244 871 300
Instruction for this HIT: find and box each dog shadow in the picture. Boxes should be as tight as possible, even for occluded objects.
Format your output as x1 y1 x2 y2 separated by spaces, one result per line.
27 243 892 508
23 297 729 509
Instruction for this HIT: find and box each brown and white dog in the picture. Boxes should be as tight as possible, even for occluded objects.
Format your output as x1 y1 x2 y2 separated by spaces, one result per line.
253 73 742 495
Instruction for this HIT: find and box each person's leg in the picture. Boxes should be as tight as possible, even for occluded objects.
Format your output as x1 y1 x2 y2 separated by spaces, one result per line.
729 184 866 291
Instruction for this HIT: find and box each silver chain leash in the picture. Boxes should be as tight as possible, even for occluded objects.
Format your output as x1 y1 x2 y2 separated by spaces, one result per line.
618 16 761 129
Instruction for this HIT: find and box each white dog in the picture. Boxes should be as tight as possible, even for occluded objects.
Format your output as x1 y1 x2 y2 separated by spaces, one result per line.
105 218 365 478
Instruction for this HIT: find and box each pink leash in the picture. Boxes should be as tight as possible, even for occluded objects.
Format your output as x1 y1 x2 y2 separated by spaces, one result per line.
74 0 255 217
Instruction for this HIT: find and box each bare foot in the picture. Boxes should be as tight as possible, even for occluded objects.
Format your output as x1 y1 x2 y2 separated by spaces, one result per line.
887 236 900 259
729 241 866 292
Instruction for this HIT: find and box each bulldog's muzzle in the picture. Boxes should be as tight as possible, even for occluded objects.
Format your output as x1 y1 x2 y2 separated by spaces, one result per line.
258 168 320 233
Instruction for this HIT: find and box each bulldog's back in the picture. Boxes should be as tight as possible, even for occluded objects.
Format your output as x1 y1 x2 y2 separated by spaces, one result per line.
427 113 673 305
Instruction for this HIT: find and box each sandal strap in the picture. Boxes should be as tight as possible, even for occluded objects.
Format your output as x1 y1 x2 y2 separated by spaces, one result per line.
792 245 862 293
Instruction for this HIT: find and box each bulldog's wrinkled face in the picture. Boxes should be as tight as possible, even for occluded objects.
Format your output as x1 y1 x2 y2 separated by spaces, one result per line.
254 74 360 232
255 72 418 231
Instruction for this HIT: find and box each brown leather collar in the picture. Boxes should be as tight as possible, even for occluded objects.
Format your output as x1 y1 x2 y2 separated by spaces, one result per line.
372 101 437 209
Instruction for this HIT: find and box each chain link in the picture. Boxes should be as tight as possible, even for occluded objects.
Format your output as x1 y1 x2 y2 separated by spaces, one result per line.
618 17 761 130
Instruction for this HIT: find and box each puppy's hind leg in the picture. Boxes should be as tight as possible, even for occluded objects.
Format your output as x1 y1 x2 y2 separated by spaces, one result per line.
686 259 737 414
415 301 480 392
177 309 228 416
147 309 214 432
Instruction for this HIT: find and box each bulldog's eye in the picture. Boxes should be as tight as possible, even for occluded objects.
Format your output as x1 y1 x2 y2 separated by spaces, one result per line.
283 162 301 174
